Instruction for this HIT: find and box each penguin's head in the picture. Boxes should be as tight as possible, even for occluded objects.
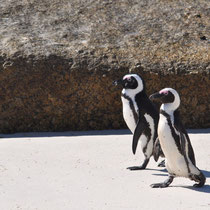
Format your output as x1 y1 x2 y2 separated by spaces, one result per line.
114 74 145 95
149 88 180 111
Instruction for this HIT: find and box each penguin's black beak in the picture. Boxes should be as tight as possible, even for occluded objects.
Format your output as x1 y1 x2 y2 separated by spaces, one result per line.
113 79 124 86
149 92 163 101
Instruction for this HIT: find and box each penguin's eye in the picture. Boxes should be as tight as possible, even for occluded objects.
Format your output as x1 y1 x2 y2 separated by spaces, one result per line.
127 77 132 82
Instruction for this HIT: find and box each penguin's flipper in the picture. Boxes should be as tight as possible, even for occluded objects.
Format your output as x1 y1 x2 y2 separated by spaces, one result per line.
179 132 196 165
185 134 196 165
174 111 196 165
132 119 146 154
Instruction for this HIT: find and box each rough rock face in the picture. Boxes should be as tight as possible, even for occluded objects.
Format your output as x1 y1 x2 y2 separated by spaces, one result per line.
0 0 209 133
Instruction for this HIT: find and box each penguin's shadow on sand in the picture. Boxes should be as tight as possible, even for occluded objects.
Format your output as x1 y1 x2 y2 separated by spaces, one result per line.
172 170 210 193
150 168 210 177
202 170 210 178
149 168 210 193
179 184 210 193
146 167 168 176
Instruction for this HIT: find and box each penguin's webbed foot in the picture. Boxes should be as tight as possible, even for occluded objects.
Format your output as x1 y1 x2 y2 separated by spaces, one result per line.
189 172 206 188
157 160 165 167
127 166 146 170
193 183 203 188
127 158 149 170
150 182 168 188
150 175 174 188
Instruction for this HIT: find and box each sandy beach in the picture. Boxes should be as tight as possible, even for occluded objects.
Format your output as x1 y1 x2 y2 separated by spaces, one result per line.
0 129 209 210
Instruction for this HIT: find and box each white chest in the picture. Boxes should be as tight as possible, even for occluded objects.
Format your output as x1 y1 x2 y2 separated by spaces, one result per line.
158 115 188 177
121 95 138 133
158 115 176 154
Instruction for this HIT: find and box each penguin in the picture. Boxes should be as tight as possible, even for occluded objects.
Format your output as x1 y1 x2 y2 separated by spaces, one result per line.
114 74 164 170
149 88 206 188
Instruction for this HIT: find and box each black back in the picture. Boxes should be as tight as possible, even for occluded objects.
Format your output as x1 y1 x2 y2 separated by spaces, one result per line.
132 91 159 154
135 91 159 125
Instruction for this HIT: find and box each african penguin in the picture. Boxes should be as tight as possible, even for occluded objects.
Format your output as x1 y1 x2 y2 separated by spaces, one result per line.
149 88 206 188
114 74 164 170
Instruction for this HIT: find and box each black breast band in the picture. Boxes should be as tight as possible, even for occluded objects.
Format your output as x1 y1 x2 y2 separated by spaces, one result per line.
122 93 138 124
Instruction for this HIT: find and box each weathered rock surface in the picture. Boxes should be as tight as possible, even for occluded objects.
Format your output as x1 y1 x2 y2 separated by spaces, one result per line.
0 0 209 133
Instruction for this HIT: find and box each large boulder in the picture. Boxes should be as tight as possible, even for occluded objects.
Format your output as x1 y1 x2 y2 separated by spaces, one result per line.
0 0 209 133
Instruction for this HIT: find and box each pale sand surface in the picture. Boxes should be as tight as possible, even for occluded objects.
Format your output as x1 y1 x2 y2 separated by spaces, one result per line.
0 129 209 210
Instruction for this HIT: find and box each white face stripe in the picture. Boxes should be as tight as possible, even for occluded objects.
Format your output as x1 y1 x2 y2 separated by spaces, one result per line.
160 88 180 113
122 74 144 96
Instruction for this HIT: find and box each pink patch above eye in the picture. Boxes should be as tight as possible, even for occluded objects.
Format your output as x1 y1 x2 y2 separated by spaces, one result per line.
159 90 168 95
123 76 131 81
